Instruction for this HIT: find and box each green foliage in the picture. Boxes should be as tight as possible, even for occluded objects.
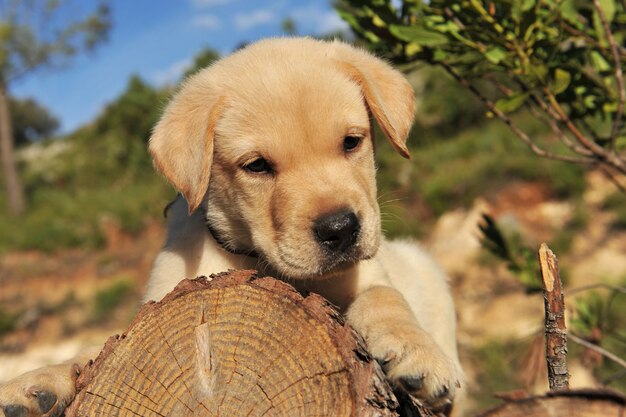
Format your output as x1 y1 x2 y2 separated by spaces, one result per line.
281 18 298 36
472 340 527 410
0 306 18 337
338 0 626 177
479 213 543 292
570 283 626 391
478 202 588 291
91 278 135 324
1 0 111 216
182 47 220 79
338 0 624 118
0 75 173 252
411 117 584 211
375 116 585 238
549 201 589 253
10 96 59 146
35 75 169 189
603 192 626 229
413 66 487 136
0 178 171 253
571 292 605 336
0 1 111 82
0 67 173 251
95 75 164 141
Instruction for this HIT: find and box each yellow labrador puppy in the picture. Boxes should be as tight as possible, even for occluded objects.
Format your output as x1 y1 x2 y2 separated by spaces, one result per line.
0 38 462 416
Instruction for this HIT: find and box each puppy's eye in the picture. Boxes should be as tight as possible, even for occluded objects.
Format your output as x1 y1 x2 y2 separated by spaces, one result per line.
343 136 362 152
243 157 272 174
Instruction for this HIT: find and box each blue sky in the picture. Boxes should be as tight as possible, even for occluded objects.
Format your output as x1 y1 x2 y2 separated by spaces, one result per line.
11 0 348 133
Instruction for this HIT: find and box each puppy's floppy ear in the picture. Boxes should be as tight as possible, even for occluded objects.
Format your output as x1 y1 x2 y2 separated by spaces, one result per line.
149 75 226 214
332 42 415 159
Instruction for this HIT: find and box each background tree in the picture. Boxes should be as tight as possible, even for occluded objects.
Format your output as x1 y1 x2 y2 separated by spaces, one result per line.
281 18 298 36
182 47 220 79
10 96 59 147
0 0 111 215
337 0 626 190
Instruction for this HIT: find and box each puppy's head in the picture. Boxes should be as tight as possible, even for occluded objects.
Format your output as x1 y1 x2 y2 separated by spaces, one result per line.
149 38 414 279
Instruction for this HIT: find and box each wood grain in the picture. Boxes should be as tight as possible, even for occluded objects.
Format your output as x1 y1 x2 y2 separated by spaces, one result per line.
65 270 409 417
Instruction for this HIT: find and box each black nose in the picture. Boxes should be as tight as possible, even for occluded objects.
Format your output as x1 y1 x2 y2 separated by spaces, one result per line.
313 210 360 252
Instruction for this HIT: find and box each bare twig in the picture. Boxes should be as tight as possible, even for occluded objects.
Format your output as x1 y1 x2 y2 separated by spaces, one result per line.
438 62 596 165
569 333 626 371
566 283 626 296
527 98 594 157
592 0 625 148
559 19 626 59
539 243 570 391
598 165 626 194
578 118 604 144
603 368 626 384
496 74 597 157
545 90 626 175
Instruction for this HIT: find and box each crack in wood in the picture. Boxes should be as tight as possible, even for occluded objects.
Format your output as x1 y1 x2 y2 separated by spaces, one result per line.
155 322 196 413
109 387 164 417
69 274 410 417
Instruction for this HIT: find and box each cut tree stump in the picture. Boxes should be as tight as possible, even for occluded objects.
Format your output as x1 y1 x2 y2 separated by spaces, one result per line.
65 270 436 417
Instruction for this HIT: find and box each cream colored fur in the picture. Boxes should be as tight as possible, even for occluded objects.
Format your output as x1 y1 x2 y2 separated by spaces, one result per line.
0 37 463 416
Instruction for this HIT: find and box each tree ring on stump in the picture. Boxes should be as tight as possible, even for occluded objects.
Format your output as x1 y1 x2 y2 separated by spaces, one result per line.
65 270 400 417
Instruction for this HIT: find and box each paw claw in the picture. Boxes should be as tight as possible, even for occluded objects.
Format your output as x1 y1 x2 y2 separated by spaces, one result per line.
435 384 449 399
375 352 397 371
71 363 81 378
2 404 28 417
33 390 57 413
399 375 424 392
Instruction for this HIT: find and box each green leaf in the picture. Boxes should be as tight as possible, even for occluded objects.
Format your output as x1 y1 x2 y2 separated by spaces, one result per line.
584 95 597 109
560 0 583 29
388 24 449 47
363 30 381 44
495 92 530 113
553 68 571 94
522 0 536 12
527 64 548 83
599 0 616 24
593 0 615 46
433 21 461 35
336 9 360 30
603 101 618 113
405 42 423 56
432 48 448 61
590 50 611 72
371 14 386 28
485 47 507 64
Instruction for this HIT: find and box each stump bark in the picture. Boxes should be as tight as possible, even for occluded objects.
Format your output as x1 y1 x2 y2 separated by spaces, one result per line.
65 270 433 417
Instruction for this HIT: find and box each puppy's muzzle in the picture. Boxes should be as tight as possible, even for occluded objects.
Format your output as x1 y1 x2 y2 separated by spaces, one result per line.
313 210 360 253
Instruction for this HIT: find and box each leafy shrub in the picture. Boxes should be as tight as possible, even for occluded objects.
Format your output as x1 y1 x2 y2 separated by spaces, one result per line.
91 278 135 324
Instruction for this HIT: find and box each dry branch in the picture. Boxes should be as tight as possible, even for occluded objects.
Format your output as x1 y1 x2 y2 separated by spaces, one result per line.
64 270 437 417
538 243 569 392
475 389 626 417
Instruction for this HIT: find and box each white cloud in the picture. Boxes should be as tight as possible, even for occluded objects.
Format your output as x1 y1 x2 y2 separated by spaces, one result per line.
291 6 349 35
193 14 221 30
191 0 233 8
151 58 193 86
316 12 349 34
234 9 275 31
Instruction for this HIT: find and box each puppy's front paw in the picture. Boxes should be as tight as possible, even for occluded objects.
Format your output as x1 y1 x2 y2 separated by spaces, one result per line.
0 363 81 417
368 330 461 411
